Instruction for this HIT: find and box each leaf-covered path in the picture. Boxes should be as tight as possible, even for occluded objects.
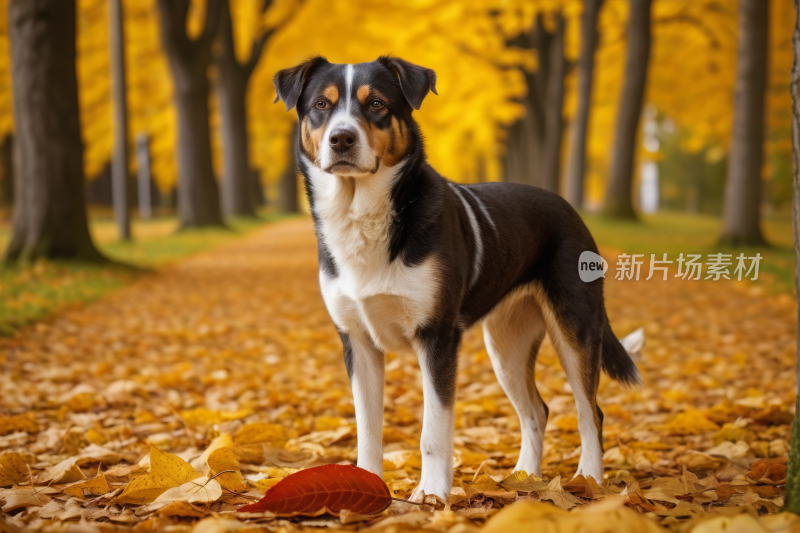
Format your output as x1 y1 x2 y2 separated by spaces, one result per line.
0 218 798 531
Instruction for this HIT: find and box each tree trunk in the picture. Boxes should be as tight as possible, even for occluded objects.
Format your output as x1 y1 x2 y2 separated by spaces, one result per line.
109 0 131 239
157 0 224 229
602 0 653 220
784 0 800 515
565 0 604 208
0 135 13 212
4 0 104 264
216 0 254 217
541 14 566 194
719 0 769 246
505 14 566 192
279 122 300 214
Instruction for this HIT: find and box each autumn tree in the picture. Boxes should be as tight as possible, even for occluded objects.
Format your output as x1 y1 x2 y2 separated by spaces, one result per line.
215 0 269 218
109 0 131 240
505 11 567 193
718 0 769 246
602 0 653 220
786 0 800 515
565 0 604 209
4 0 104 263
157 0 224 229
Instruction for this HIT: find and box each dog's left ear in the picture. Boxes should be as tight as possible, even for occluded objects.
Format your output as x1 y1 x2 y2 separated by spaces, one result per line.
378 56 437 110
273 56 329 112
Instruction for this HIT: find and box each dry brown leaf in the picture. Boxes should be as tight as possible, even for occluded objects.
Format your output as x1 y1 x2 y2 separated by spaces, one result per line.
0 452 35 487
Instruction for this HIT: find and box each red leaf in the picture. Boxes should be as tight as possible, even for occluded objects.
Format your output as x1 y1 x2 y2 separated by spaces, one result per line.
238 464 392 517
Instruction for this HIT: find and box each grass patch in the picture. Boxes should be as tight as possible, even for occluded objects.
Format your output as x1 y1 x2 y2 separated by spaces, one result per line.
0 211 284 336
582 211 795 293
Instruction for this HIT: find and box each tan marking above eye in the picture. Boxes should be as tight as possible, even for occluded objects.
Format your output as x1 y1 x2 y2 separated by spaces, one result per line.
322 85 339 104
357 85 371 104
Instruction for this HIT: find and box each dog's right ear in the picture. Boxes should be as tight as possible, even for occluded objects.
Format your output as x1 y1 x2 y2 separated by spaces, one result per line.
273 56 328 112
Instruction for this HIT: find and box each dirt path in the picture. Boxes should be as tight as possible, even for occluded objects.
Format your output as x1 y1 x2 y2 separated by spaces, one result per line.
0 218 797 531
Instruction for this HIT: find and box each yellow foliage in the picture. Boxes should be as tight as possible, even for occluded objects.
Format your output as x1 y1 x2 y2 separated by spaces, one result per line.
0 0 794 199
114 444 201 505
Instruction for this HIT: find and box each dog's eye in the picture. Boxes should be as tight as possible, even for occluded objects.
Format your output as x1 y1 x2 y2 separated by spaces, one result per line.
316 100 327 109
370 99 384 110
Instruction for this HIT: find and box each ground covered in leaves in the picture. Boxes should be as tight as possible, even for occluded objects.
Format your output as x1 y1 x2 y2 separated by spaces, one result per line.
0 219 798 532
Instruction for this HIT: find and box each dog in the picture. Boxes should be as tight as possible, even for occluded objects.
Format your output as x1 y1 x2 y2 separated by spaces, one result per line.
273 55 643 501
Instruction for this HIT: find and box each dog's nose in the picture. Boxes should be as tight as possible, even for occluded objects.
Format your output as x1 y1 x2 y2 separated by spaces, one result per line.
329 128 356 153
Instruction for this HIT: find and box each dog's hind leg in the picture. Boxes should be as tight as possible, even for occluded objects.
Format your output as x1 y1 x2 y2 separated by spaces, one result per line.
532 284 606 483
483 292 549 476
409 325 460 502
340 328 386 477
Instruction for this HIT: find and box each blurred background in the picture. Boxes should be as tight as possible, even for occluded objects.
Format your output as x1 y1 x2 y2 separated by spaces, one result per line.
0 0 794 331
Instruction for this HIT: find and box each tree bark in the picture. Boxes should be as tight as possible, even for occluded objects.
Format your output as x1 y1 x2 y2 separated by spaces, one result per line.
541 14 566 194
784 0 800 515
4 0 104 264
565 0 604 208
504 13 566 193
719 0 769 246
602 0 653 220
157 0 224 229
278 122 300 214
109 0 131 239
0 135 13 211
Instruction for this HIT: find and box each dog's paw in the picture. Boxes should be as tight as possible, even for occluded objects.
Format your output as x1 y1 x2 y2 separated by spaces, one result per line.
408 480 450 505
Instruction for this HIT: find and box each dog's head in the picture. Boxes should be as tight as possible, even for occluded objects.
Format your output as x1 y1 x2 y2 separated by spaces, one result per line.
273 56 437 177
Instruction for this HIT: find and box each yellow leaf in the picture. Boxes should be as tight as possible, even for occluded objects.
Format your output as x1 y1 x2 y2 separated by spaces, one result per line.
0 413 38 435
499 470 548 493
234 422 288 446
207 446 248 493
255 477 282 493
662 410 720 436
0 452 35 487
191 434 234 475
63 474 110 498
114 445 201 505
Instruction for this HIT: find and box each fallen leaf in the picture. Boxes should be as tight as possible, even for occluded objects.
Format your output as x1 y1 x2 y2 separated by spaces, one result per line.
0 452 35 487
207 446 248 492
499 470 548 493
63 474 110 498
748 458 787 485
237 464 391 516
114 444 201 505
538 476 584 510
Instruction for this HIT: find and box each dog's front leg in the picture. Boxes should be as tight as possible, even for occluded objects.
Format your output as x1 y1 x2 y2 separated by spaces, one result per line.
410 327 460 503
341 330 385 476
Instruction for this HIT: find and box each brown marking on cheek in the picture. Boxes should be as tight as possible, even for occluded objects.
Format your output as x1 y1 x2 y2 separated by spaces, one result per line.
363 120 390 162
357 85 371 104
301 117 324 162
381 116 410 167
322 84 339 104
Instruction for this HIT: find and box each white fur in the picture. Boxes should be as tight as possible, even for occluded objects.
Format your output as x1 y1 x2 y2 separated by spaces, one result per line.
409 339 456 502
306 143 442 483
449 183 483 288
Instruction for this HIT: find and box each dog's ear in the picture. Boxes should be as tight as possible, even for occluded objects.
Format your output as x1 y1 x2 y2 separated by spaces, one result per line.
378 56 437 110
273 56 328 112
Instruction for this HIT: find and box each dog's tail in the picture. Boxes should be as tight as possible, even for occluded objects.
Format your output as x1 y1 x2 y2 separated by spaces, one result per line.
601 325 644 386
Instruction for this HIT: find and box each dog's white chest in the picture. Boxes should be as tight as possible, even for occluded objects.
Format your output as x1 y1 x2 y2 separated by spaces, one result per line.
311 165 438 353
